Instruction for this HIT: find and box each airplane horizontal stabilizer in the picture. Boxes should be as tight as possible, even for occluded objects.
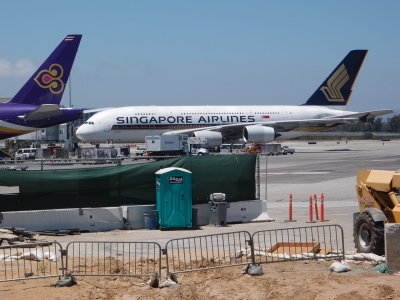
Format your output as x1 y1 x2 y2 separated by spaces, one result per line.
327 109 394 122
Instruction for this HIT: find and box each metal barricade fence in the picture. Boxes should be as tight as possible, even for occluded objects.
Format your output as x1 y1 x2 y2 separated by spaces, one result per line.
165 231 253 275
0 157 176 172
65 241 162 278
0 226 345 283
0 241 64 282
252 225 345 264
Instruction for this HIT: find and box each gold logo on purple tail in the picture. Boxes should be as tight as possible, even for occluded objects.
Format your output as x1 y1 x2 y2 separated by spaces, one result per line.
34 64 64 94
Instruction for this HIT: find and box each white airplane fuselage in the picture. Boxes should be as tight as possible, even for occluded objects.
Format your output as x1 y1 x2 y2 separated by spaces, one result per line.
76 105 352 143
76 50 394 144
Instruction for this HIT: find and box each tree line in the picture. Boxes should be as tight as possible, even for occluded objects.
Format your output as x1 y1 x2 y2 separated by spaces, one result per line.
331 115 400 132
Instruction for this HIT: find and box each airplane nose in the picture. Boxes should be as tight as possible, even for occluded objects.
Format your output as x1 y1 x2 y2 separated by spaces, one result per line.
76 125 89 141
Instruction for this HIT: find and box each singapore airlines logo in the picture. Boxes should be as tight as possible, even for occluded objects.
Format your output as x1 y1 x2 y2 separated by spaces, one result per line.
320 64 349 102
34 64 65 94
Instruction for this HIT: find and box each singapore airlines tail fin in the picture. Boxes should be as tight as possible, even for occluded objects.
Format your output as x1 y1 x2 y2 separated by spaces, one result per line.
9 34 82 106
304 50 368 106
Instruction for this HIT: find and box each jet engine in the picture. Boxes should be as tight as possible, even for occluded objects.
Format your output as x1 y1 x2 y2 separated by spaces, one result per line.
243 125 276 143
192 130 223 147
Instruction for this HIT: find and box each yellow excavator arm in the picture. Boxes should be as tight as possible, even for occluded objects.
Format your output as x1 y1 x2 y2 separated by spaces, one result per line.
357 170 400 223
354 170 400 255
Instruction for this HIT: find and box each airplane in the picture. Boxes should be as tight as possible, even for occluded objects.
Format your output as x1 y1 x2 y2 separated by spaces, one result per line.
76 50 393 146
0 35 83 140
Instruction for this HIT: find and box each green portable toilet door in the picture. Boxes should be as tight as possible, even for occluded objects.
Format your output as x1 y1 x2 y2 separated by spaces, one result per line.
164 179 189 227
156 168 192 228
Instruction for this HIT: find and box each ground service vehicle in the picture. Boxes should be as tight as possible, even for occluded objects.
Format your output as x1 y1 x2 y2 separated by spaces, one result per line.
281 145 295 155
354 170 400 255
263 143 282 156
191 147 209 156
145 135 188 156
15 148 37 160
134 147 146 156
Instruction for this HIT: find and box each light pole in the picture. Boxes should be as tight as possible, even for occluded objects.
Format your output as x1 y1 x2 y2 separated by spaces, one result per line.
65 76 73 152
265 153 268 207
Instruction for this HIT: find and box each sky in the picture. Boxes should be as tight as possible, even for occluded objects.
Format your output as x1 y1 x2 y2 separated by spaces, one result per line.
0 0 399 114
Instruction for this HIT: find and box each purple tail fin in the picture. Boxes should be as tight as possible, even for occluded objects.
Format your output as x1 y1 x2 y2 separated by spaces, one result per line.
10 34 82 105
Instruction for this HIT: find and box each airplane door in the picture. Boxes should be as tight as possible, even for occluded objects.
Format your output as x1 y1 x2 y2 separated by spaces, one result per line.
104 123 111 132
280 109 290 120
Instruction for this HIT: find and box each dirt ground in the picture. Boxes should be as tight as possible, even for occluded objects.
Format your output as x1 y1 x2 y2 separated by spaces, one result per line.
0 260 398 300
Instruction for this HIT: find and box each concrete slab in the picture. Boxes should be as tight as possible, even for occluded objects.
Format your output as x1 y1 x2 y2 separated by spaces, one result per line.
385 223 400 272
0 207 124 232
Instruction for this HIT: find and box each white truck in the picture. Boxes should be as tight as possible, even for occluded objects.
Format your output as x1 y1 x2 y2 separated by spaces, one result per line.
262 143 282 156
281 145 295 155
134 147 147 156
145 135 208 156
15 148 37 160
145 135 189 156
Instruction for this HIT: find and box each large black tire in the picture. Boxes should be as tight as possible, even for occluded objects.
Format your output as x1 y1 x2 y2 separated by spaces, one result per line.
353 212 385 255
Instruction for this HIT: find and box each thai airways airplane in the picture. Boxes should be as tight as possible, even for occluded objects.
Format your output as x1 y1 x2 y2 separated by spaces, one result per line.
0 35 83 139
76 50 392 146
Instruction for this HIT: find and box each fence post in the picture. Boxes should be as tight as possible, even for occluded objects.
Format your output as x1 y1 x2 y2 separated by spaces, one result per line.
60 248 67 277
247 235 256 266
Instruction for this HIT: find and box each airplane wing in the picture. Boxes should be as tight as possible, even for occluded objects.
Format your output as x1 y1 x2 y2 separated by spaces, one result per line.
18 104 62 121
163 117 359 139
163 109 394 138
83 107 114 114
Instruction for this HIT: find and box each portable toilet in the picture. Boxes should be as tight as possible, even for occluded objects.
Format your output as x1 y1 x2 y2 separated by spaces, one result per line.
155 167 192 229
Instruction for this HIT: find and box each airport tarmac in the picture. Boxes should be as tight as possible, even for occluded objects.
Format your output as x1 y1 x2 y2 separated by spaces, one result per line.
43 139 400 252
260 139 400 250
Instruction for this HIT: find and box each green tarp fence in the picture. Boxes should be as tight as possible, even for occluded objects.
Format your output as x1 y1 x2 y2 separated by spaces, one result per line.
0 154 256 211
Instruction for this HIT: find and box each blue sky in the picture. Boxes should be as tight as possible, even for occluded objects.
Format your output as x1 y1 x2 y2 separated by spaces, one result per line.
0 0 399 113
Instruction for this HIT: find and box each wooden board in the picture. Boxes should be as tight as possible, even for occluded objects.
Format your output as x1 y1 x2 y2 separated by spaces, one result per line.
267 242 320 255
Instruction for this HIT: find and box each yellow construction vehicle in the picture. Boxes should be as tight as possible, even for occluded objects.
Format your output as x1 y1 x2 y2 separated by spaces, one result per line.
354 170 400 255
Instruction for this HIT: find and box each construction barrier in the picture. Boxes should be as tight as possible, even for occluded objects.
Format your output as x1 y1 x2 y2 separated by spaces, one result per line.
65 241 162 278
252 225 345 264
0 225 345 283
0 241 64 282
0 155 256 211
165 231 253 275
314 194 319 220
288 193 327 222
285 194 296 222
321 193 325 222
307 195 316 223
